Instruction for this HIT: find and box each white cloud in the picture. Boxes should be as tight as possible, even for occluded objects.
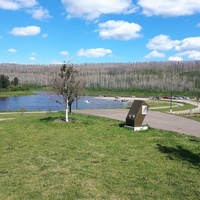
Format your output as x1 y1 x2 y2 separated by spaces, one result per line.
77 48 112 58
0 1 51 21
146 34 180 51
26 6 51 20
29 56 36 60
10 26 41 36
176 50 200 60
60 51 69 56
42 33 48 38
145 50 165 58
146 35 200 60
138 0 200 17
8 48 17 53
97 20 142 40
168 56 183 61
175 37 200 51
186 51 200 60
0 0 38 10
61 0 137 21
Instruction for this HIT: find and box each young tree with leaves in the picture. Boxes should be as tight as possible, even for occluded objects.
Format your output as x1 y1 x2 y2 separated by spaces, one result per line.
54 62 85 122
0 74 10 89
11 77 19 86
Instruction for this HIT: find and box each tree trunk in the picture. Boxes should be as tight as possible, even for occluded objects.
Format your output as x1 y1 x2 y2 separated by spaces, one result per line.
65 99 69 122
69 103 72 113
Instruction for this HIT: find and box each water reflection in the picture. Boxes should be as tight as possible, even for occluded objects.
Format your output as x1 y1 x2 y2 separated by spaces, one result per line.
0 91 130 111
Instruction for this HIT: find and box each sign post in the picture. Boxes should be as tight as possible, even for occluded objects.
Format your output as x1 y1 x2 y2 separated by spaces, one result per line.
125 100 149 131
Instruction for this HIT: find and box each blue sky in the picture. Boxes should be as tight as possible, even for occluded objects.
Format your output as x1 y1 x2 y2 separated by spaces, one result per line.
0 0 200 64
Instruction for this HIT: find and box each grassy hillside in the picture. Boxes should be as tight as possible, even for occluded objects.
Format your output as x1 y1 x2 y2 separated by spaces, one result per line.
0 112 199 199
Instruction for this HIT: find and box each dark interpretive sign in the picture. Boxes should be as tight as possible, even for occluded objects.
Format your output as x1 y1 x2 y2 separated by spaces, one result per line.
125 100 149 131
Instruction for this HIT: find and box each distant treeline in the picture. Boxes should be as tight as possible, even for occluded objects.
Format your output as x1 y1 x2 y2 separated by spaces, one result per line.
0 61 200 93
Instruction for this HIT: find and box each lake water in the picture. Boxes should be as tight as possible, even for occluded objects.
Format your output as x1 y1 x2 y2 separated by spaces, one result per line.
0 91 130 111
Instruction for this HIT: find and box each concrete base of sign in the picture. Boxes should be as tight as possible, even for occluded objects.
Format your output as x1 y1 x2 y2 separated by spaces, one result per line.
124 125 148 131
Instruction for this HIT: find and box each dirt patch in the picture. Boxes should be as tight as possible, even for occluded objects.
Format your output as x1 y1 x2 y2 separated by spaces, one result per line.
0 118 14 121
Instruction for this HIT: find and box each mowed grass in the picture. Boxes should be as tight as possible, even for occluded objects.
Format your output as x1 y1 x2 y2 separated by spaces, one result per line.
189 114 200 122
148 100 177 108
180 113 200 122
149 101 197 112
0 90 34 97
0 112 200 199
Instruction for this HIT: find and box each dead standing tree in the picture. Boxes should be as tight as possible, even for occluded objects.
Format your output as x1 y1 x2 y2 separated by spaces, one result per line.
54 62 85 122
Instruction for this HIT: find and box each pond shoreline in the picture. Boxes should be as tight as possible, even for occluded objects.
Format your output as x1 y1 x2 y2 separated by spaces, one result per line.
0 91 131 112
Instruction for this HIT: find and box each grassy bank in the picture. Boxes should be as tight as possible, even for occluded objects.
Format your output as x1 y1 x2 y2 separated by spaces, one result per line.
123 100 197 112
0 85 51 97
0 112 199 199
85 88 192 98
148 101 197 112
180 113 200 122
0 90 35 97
0 86 193 98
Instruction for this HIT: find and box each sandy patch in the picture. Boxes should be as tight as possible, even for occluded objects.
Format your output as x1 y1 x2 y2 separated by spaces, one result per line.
95 96 149 102
0 118 14 121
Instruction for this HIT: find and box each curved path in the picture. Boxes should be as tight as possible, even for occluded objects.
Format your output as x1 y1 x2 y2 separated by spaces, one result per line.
74 109 200 138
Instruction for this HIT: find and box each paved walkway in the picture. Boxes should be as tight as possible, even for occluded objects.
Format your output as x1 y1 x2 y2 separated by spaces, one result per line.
74 109 200 138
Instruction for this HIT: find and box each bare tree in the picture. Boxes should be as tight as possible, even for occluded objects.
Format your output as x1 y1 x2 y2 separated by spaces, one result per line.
192 88 200 106
1 61 200 93
54 62 85 122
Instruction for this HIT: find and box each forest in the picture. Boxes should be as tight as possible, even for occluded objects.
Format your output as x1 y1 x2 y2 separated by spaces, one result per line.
0 61 200 93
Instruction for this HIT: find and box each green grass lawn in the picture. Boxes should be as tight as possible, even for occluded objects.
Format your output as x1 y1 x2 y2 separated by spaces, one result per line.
180 113 200 122
85 88 192 98
144 99 196 112
126 100 197 112
0 112 200 199
189 114 200 122
0 90 34 97
0 86 51 97
148 100 176 108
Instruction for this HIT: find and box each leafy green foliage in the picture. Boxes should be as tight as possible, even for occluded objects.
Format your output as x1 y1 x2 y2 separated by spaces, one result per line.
85 88 192 98
0 74 10 89
11 77 19 86
0 82 46 97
